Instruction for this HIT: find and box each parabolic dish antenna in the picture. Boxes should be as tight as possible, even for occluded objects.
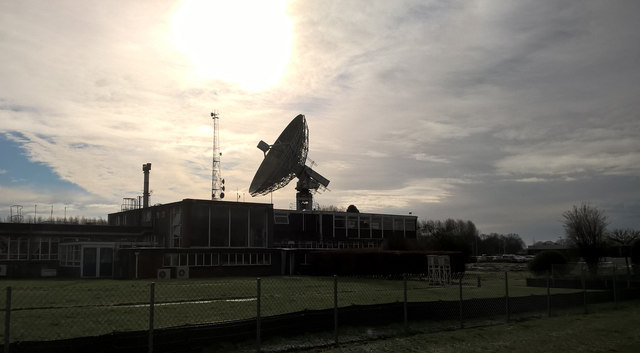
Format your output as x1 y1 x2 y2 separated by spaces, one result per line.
249 114 329 211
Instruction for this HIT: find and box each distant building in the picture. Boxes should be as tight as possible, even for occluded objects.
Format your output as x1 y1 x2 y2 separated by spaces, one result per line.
527 240 569 255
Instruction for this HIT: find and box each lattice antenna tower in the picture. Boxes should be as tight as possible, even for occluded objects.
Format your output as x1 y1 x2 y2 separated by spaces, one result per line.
211 111 225 200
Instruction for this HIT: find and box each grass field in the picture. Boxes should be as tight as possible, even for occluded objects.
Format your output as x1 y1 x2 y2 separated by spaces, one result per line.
0 273 584 342
297 300 640 353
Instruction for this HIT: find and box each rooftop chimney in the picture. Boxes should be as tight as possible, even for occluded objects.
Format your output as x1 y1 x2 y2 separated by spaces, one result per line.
142 163 151 208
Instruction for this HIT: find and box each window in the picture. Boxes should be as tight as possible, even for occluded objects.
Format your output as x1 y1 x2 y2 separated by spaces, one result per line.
250 207 267 247
347 215 358 238
0 236 8 260
28 238 58 261
394 218 404 231
359 216 371 238
51 239 59 260
59 244 81 267
164 253 226 267
383 217 393 231
405 218 416 231
371 216 382 238
41 240 50 259
162 252 271 267
230 208 249 247
221 252 270 266
163 253 178 267
211 205 230 247
274 212 289 224
17 238 28 260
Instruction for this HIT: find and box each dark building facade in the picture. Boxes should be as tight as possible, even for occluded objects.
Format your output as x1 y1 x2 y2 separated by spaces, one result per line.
108 199 273 248
272 209 417 248
107 199 419 279
0 223 152 278
1 199 436 279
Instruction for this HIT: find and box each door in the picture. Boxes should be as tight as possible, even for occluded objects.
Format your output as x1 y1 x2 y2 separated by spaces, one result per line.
99 248 114 277
82 247 97 277
82 246 115 278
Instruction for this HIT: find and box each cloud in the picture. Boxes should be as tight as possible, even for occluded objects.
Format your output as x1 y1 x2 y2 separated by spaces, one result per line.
1 0 639 242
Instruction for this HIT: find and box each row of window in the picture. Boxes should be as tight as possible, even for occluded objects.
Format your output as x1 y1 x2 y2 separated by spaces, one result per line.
162 252 272 267
274 212 416 232
0 237 60 261
275 241 381 249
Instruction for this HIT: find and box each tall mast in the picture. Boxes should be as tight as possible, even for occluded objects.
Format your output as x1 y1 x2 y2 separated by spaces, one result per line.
211 112 225 200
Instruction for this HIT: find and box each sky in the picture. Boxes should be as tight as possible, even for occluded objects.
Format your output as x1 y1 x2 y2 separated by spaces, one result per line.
1 0 639 244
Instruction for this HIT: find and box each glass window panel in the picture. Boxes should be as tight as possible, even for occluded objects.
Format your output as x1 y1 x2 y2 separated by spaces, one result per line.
0 236 8 260
230 208 248 247
405 218 416 231
99 248 113 277
212 206 230 247
250 207 266 247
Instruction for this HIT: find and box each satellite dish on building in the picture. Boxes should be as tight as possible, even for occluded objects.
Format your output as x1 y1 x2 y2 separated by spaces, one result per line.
249 114 330 211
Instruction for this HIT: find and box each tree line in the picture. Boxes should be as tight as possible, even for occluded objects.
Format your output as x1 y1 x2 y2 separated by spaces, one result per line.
2 215 108 225
417 218 526 260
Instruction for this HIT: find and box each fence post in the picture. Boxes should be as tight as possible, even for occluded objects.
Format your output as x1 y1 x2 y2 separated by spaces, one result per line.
256 278 261 353
458 274 464 329
333 275 338 346
612 265 617 307
505 272 510 322
546 270 551 317
403 274 408 334
149 282 155 353
4 287 11 353
581 265 588 314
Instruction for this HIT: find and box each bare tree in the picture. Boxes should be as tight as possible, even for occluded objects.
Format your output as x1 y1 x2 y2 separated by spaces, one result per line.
562 203 608 273
607 228 640 278
316 205 346 212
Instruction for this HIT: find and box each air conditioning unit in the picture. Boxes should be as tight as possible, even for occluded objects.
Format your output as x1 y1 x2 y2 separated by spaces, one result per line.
176 266 189 279
0 264 7 277
157 268 171 280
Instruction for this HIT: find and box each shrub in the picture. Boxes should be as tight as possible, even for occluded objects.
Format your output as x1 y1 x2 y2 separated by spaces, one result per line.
528 250 568 275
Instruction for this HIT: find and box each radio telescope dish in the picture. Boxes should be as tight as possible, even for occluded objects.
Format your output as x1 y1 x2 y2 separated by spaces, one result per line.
249 114 329 211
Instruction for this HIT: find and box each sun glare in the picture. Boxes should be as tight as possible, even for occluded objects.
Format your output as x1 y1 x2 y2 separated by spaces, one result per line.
171 0 293 91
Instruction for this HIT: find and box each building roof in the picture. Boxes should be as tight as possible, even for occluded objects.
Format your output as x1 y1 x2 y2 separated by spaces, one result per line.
0 222 151 238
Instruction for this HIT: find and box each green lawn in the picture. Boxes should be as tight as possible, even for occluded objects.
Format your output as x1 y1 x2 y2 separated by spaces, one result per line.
298 301 640 353
0 273 586 342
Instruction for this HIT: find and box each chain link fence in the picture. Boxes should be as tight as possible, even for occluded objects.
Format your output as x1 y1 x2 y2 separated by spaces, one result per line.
2 267 639 353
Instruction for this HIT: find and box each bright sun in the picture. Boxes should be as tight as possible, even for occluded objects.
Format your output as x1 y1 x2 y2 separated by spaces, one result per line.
171 0 293 91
